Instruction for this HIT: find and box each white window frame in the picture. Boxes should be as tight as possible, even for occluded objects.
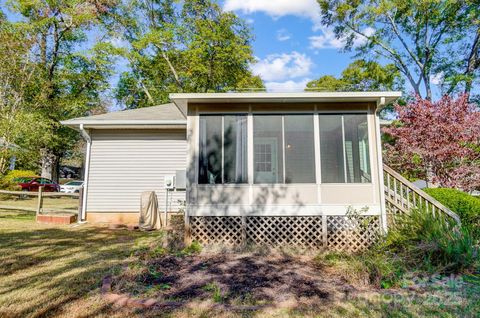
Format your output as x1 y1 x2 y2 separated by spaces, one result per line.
252 113 317 185
318 112 372 184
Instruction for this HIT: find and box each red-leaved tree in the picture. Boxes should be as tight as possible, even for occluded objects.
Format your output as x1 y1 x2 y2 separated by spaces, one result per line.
383 94 480 191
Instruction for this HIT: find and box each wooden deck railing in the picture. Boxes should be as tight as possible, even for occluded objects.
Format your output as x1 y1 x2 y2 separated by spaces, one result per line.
383 164 461 225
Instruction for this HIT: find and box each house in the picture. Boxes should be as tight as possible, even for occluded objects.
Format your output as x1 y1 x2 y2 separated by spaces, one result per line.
63 92 403 250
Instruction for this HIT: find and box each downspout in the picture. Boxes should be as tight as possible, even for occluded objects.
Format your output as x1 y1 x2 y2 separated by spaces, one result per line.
375 97 388 233
79 124 91 223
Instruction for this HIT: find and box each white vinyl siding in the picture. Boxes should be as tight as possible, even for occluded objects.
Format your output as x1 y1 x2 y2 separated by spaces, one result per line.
87 129 187 212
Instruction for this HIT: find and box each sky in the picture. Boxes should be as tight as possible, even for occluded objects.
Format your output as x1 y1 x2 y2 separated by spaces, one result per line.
222 0 367 92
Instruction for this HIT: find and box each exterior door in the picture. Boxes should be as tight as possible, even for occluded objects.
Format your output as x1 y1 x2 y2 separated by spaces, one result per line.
254 137 279 183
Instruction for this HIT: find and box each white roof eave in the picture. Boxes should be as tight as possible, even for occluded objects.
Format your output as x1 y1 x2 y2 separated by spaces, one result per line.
169 91 402 104
61 119 187 128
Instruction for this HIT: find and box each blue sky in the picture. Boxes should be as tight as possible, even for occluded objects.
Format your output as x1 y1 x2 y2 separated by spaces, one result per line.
223 0 377 92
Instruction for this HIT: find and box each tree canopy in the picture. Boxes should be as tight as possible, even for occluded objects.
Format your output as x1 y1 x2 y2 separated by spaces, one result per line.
318 0 479 99
383 94 480 191
111 0 264 109
0 0 119 178
305 59 403 91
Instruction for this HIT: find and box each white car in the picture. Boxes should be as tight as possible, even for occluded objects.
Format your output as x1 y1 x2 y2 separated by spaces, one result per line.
60 181 84 193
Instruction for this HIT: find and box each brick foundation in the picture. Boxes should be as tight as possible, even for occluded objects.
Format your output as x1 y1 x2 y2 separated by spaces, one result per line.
36 214 77 224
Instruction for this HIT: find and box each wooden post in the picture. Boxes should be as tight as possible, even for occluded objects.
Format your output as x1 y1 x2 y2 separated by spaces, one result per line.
78 187 84 222
241 216 247 246
36 186 43 217
322 214 328 247
184 214 192 245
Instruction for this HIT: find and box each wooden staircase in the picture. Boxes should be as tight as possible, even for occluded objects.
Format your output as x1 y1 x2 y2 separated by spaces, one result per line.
383 164 461 225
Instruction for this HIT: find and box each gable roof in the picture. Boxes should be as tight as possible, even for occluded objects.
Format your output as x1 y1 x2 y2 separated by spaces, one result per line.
61 103 187 129
169 91 403 117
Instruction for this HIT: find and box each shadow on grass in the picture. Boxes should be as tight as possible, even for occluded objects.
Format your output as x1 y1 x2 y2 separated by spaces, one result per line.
0 218 160 318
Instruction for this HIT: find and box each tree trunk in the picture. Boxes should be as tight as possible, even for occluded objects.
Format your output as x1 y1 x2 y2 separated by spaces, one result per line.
41 149 60 182
464 27 480 96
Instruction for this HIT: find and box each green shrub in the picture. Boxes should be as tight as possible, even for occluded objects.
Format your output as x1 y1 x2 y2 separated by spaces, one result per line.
317 208 478 290
384 208 478 273
315 251 405 288
424 187 480 238
0 170 38 190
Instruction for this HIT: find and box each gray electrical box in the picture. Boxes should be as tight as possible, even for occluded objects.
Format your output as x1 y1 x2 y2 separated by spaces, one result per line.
175 170 186 190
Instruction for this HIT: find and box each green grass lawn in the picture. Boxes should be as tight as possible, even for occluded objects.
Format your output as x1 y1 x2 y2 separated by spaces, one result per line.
0 209 162 318
0 196 79 212
0 209 478 318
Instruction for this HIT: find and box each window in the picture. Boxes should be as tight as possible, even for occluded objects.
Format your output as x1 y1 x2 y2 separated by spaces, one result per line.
39 178 52 184
198 115 247 184
319 114 371 183
284 115 315 183
253 114 315 184
253 115 283 183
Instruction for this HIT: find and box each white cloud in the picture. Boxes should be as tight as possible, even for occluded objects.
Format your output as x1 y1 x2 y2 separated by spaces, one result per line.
265 78 311 92
430 72 444 85
252 51 313 82
107 36 129 49
276 29 291 41
309 27 375 50
224 0 321 27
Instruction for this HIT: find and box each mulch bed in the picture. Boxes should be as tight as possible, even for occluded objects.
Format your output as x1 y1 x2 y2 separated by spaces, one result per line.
104 252 368 310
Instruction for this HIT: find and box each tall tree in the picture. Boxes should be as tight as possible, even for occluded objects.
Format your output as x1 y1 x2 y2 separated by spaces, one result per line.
111 0 263 109
4 0 119 180
383 94 480 191
318 0 479 99
0 16 51 174
305 59 403 91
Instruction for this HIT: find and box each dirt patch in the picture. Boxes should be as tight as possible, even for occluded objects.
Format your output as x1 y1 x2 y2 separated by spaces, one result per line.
111 251 369 310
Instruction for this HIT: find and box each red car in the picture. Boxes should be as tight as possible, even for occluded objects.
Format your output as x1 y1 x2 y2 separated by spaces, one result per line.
16 177 60 192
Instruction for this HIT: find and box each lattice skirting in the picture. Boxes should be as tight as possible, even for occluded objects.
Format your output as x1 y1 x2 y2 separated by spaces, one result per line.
189 215 381 251
326 216 381 252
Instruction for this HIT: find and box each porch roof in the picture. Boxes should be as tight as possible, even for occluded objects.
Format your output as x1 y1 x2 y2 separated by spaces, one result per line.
169 91 402 117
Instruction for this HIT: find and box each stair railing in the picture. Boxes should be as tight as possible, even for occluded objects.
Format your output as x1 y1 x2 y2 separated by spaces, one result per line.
383 164 461 225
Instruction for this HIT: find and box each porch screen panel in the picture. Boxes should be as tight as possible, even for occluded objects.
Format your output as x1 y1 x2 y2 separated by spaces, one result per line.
344 114 371 183
284 115 315 183
253 115 284 183
224 115 248 183
319 115 345 183
199 116 222 184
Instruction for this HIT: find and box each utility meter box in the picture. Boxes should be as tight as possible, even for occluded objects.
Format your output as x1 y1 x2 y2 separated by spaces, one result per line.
164 175 175 190
175 170 186 190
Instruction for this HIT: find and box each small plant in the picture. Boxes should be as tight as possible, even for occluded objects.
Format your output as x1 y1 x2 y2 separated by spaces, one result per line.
179 241 202 256
203 282 223 303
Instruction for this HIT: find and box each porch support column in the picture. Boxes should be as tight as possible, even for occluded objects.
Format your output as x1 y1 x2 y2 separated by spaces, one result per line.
375 97 388 233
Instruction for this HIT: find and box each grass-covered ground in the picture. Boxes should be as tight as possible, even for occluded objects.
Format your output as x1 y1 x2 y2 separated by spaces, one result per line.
0 209 479 317
0 196 79 212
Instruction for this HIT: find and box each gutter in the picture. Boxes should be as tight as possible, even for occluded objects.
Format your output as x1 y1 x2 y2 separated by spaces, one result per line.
61 119 187 127
375 97 388 233
79 124 91 223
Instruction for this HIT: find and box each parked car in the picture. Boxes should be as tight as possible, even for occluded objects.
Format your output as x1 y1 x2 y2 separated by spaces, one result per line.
60 180 84 193
17 177 60 192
